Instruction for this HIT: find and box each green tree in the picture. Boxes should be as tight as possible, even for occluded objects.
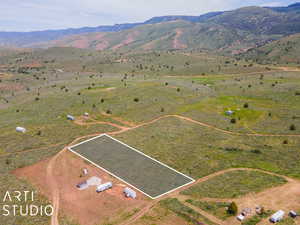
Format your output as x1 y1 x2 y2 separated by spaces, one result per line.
227 202 238 215
290 124 296 131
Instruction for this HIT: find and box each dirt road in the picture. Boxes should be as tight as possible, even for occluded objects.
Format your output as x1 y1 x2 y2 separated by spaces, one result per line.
75 114 300 138
47 149 66 225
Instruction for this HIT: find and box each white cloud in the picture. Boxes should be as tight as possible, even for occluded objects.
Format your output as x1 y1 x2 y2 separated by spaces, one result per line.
260 1 287 6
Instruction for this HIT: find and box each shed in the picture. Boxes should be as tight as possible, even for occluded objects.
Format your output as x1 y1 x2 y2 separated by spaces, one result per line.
76 181 88 190
16 127 26 133
82 168 88 176
270 210 285 223
84 112 89 117
237 214 245 221
67 115 75 121
86 176 102 186
226 110 234 116
96 182 112 193
124 187 137 199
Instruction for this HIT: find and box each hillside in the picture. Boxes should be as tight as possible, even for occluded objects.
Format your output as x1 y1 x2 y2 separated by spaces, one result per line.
1 3 300 51
33 20 282 54
208 6 300 35
0 12 222 48
242 33 300 64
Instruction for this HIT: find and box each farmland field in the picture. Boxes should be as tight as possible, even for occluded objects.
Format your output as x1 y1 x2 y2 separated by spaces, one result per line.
70 134 194 198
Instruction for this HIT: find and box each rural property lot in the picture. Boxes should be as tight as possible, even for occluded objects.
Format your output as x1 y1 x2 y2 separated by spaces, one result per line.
69 134 194 199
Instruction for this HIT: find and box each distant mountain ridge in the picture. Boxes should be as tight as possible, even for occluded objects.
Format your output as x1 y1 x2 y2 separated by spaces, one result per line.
0 11 223 47
0 2 300 50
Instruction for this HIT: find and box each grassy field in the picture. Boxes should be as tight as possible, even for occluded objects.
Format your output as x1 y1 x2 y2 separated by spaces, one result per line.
0 48 299 225
159 198 217 225
71 135 193 198
277 217 297 225
115 117 300 179
181 170 287 198
185 200 232 220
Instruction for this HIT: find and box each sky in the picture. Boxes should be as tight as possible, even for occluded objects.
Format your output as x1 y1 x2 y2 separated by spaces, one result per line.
0 0 297 31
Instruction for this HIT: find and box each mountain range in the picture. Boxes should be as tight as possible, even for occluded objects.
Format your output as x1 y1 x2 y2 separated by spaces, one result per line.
0 3 300 54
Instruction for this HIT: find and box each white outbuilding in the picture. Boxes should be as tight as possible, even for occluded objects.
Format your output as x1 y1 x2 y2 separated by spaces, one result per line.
16 127 26 133
96 182 112 193
225 110 234 116
237 214 245 221
82 168 88 176
76 181 88 190
67 115 75 121
270 210 285 223
124 187 137 199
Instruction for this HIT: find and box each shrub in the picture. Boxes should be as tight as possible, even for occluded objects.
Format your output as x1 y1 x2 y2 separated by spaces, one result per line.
230 118 237 124
251 149 262 154
290 124 296 131
244 103 249 108
134 98 139 102
5 158 11 165
227 202 238 215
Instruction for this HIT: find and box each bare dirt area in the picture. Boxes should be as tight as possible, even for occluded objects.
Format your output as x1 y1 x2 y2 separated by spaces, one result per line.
232 179 300 225
173 28 187 49
237 180 300 211
277 66 300 72
14 150 149 225
112 31 139 50
0 83 24 91
0 72 12 79
95 34 110 50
